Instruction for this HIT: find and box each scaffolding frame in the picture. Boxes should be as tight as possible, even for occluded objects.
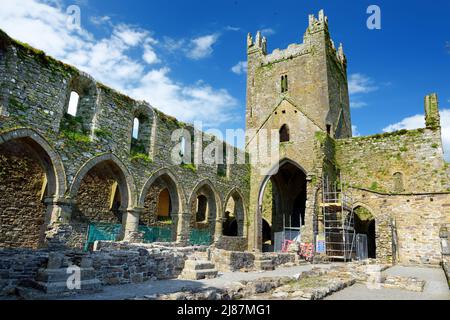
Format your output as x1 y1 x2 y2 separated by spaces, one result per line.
321 175 356 261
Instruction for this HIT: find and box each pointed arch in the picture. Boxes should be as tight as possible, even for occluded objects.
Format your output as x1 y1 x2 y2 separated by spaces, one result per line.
223 187 247 237
69 153 136 209
256 158 308 252
279 124 290 142
0 128 67 197
138 167 185 215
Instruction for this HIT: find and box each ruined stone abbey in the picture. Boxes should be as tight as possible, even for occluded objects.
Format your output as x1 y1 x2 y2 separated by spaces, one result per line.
0 10 448 294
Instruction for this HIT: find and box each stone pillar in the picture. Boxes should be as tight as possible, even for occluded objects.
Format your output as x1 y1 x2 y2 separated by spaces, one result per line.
122 207 142 241
44 196 73 224
254 204 263 252
302 179 316 244
176 213 191 245
214 217 223 242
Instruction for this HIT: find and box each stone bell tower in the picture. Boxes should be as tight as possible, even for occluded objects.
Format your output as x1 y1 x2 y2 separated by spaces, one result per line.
245 10 352 251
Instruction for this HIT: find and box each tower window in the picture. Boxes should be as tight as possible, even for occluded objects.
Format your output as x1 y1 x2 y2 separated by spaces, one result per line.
67 91 80 116
281 75 288 93
280 124 290 143
326 124 331 135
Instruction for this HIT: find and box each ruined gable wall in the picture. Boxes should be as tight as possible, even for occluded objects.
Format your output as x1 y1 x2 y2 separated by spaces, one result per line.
336 128 449 193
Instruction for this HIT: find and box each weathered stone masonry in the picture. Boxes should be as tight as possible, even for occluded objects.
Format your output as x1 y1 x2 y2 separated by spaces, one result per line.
244 10 449 265
0 29 250 251
0 8 449 276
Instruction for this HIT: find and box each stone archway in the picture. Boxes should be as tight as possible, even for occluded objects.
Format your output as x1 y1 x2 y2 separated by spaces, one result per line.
354 205 376 259
223 188 246 237
70 154 135 233
0 129 66 248
189 180 220 245
257 158 307 252
138 168 183 242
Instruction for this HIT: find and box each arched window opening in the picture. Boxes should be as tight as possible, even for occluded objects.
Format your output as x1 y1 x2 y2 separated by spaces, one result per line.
157 188 172 220
130 113 151 156
196 195 208 222
180 136 186 157
217 143 227 177
67 91 80 117
61 75 97 136
132 118 140 140
279 124 290 143
393 172 404 193
281 75 288 93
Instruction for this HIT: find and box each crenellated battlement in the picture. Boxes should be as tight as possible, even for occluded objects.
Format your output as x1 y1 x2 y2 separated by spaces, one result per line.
247 10 346 70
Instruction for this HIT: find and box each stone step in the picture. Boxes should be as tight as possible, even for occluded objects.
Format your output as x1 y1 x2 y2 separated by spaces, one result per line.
184 260 216 271
35 278 102 294
180 269 218 280
254 259 275 271
36 268 97 282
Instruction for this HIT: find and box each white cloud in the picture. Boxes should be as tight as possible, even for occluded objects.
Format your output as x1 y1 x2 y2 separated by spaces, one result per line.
142 43 159 65
225 26 240 32
260 28 276 36
382 114 425 133
383 110 450 162
352 125 361 137
90 15 111 26
186 34 219 60
348 73 378 109
350 101 367 109
231 61 247 75
0 0 239 127
348 73 378 95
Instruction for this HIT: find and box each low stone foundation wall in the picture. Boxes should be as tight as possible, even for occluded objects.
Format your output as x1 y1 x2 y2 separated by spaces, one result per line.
211 249 297 272
211 249 255 272
0 241 200 297
0 249 49 291
214 236 248 252
262 252 297 267
91 242 190 285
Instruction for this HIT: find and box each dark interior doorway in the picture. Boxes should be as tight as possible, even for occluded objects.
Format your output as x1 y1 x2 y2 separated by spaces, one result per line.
354 207 376 259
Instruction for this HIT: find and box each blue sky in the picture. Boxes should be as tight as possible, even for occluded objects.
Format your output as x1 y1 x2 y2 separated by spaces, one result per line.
0 0 449 158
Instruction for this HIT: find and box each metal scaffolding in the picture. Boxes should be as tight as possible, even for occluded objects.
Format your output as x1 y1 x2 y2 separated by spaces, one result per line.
321 175 356 261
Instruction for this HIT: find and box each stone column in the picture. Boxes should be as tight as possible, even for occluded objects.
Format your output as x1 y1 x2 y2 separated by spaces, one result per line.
213 217 224 242
176 213 191 245
302 179 316 244
44 196 73 224
122 207 142 241
254 204 263 252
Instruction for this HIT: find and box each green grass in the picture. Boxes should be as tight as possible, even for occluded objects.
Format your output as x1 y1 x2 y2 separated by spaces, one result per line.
60 129 90 143
94 128 112 139
181 163 197 173
130 152 152 164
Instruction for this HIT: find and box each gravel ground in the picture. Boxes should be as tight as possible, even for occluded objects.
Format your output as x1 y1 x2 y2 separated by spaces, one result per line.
325 265 450 300
59 264 449 300
62 264 336 300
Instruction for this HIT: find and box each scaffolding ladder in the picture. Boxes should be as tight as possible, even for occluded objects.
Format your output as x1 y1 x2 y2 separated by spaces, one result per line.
320 175 356 262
